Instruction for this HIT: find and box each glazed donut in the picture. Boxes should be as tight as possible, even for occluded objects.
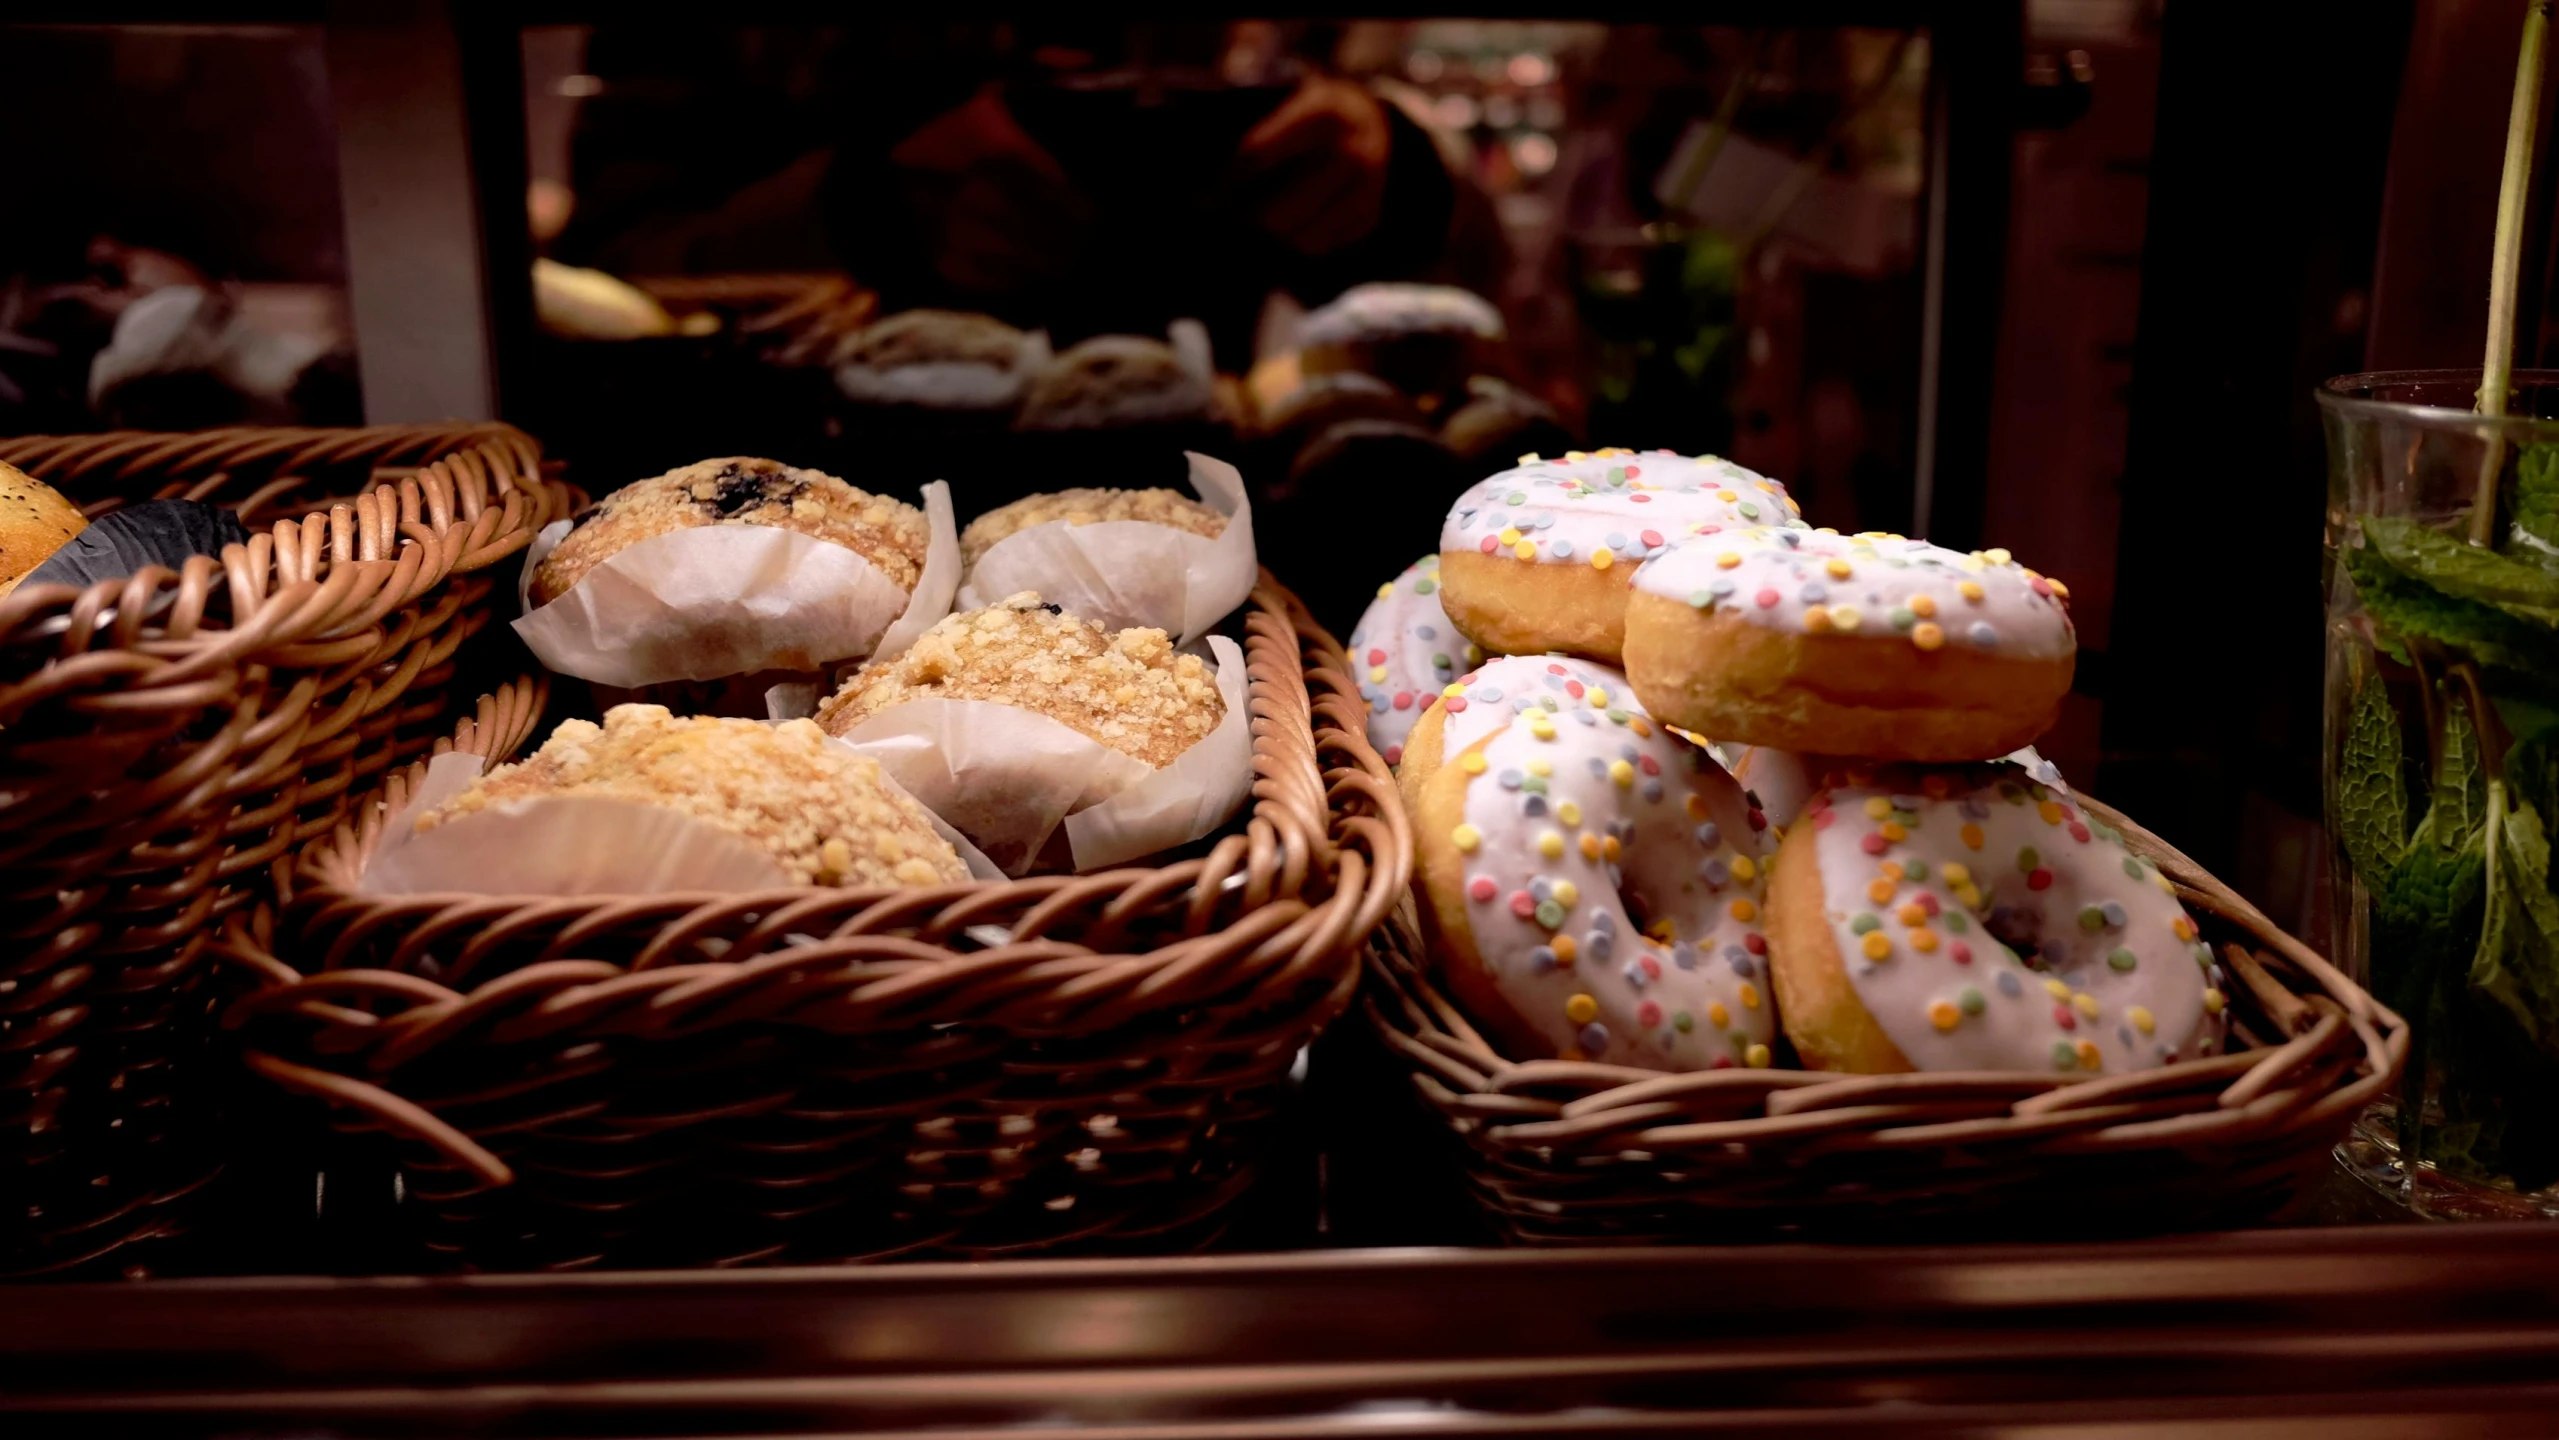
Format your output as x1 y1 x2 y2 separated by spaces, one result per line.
1765 762 2226 1076
1438 449 1804 664
1624 528 2075 762
1345 555 1483 766
1405 654 1779 1070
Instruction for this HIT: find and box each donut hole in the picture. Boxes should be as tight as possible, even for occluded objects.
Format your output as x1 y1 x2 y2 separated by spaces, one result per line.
1982 903 2048 969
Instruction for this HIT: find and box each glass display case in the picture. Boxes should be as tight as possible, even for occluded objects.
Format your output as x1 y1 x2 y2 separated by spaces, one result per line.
15 1 2559 1427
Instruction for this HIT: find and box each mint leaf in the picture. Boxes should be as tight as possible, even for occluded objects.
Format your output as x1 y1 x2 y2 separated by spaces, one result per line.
2470 792 2559 1054
2515 730 2559 833
2377 809 2489 1164
2345 545 2559 673
2516 443 2559 554
2337 676 2410 891
2468 787 2530 1040
2435 687 2490 850
2374 807 2488 1010
2364 515 2559 622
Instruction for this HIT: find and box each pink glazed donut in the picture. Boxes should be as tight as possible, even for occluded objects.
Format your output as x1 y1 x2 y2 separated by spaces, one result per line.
1345 555 1482 766
1404 653 1779 1070
1766 760 2227 1076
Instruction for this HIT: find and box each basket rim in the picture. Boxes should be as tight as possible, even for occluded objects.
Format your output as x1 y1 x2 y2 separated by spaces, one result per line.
1365 790 2407 1162
0 423 557 693
280 575 1399 924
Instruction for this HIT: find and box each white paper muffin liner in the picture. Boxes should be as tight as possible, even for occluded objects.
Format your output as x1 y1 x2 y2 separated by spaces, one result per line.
511 480 960 689
956 453 1255 647
830 634 1252 876
358 744 1003 898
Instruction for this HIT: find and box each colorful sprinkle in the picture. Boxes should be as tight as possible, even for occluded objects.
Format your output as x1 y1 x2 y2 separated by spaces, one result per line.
1452 825 1481 853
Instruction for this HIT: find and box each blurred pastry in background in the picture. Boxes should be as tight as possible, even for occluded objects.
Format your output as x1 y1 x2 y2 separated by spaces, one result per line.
833 308 1044 414
1252 370 1420 460
87 283 343 430
533 258 716 341
1016 329 1214 432
1296 282 1504 413
1005 320 1228 498
1440 375 1578 476
1262 416 1465 632
832 308 1050 501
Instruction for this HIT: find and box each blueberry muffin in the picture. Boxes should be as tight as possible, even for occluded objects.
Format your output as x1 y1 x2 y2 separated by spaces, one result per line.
529 457 929 608
817 591 1223 769
418 705 968 888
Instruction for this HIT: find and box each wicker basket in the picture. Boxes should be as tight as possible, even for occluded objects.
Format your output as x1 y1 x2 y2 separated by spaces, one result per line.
0 424 560 1274
215 577 1408 1270
1365 796 2408 1243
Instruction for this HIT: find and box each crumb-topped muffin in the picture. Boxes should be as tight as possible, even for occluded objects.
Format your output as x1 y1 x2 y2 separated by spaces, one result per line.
530 457 928 607
958 488 1226 566
818 592 1223 767
419 705 966 887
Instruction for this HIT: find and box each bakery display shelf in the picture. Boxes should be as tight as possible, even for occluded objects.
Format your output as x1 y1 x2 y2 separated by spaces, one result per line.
6 1224 2559 1436
0 423 568 1279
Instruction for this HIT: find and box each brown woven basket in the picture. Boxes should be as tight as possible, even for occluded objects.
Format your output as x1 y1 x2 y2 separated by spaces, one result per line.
215 577 1409 1271
0 424 561 1274
1365 795 2408 1244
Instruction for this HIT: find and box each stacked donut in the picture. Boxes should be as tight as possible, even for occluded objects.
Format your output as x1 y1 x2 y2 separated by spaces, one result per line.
1361 447 2228 1078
